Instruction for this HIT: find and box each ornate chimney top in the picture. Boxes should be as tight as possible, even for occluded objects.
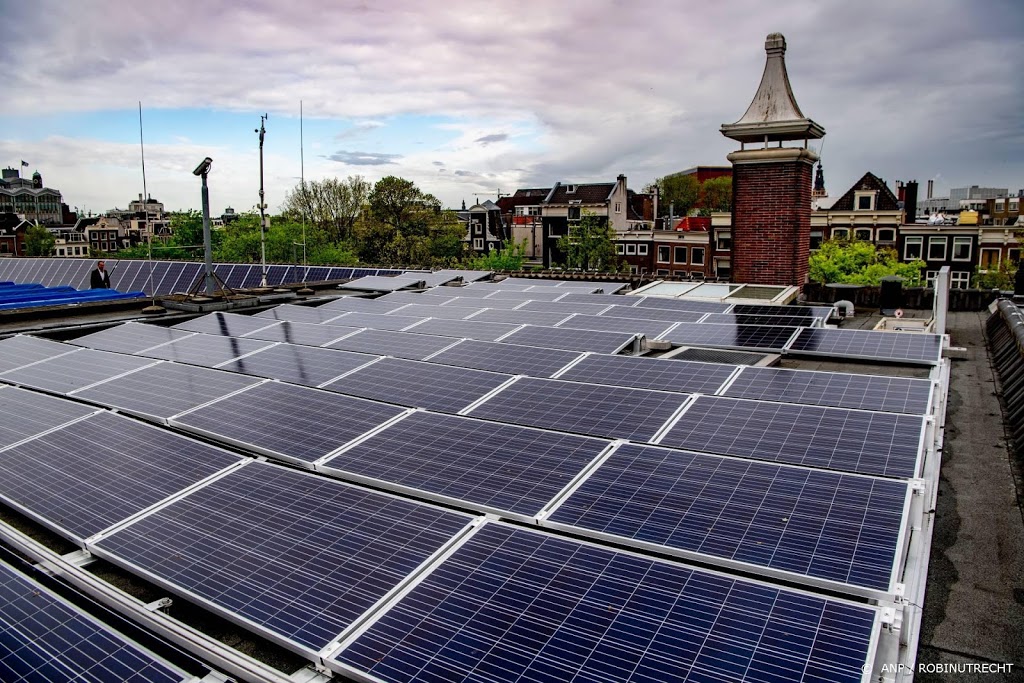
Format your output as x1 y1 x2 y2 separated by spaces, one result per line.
721 33 825 145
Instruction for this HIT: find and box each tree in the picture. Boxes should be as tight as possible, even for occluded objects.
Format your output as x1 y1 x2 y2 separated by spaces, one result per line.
808 238 926 286
24 224 55 257
281 176 369 242
468 239 529 271
974 259 1017 290
556 211 618 271
369 176 440 236
652 173 700 217
699 176 732 213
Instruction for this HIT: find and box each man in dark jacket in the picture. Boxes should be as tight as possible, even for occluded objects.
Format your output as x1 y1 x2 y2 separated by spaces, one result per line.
90 260 111 289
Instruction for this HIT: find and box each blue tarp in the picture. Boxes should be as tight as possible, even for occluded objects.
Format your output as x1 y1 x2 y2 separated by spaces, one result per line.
0 283 146 311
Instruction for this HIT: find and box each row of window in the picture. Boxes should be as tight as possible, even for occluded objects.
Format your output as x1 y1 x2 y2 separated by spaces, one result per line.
55 246 87 256
994 200 1020 212
656 245 706 266
904 236 972 262
616 243 649 256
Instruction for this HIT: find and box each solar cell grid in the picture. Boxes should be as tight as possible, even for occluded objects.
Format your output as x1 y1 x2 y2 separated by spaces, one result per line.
633 296 731 313
317 297 409 314
546 442 908 593
600 303 712 322
321 411 611 516
0 411 243 540
724 366 933 414
557 353 735 394
403 317 522 341
92 462 474 654
243 320 358 346
385 303 477 319
658 395 925 478
0 561 187 683
0 348 156 395
326 311 427 331
218 343 375 386
324 358 512 413
464 308 572 326
517 299 612 315
172 381 406 464
325 328 459 360
468 377 688 442
440 296 527 310
662 321 801 351
171 312 277 337
789 327 944 365
138 334 274 367
334 522 877 683
556 312 679 338
253 303 347 324
482 288 567 301
701 312 822 327
0 387 99 450
498 325 637 354
71 322 195 355
732 304 835 318
0 335 77 373
425 339 582 377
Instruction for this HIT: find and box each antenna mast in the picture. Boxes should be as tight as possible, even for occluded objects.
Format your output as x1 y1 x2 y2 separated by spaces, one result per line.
257 114 269 287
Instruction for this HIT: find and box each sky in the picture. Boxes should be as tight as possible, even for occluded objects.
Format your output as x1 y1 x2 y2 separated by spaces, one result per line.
1 0 1022 216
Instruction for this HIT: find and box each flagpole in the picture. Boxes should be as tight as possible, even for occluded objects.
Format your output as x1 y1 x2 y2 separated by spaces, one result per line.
139 101 164 314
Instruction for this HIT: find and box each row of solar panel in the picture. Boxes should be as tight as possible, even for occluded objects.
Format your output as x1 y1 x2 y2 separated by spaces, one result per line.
0 390 880 681
0 334 920 599
0 257 409 295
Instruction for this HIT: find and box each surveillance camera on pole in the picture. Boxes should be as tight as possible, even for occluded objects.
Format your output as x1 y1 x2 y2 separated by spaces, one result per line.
194 157 215 295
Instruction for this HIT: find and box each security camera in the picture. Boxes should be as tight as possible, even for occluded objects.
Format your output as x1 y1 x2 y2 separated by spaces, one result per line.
193 157 213 176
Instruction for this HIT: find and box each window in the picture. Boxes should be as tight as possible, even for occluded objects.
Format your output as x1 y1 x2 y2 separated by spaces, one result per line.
615 244 624 254
809 231 823 250
566 185 577 194
832 228 849 240
691 247 706 266
657 245 670 263
473 223 482 235
927 236 947 260
854 228 872 241
855 192 875 210
473 238 483 250
925 270 937 287
625 244 636 255
904 236 923 260
952 236 972 261
58 248 65 256
1010 249 1021 263
637 244 648 255
715 258 731 279
1011 200 1020 212
656 269 670 276
877 228 896 243
567 207 581 221
629 265 638 274
674 246 687 263
716 231 732 250
614 202 621 213
996 200 1005 211
980 248 1000 270
950 271 971 289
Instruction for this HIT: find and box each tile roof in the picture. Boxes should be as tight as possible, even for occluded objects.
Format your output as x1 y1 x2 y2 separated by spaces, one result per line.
828 172 901 211
545 183 615 205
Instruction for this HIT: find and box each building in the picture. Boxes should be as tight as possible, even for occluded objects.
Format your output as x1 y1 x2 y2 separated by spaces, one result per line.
0 213 30 256
984 193 1022 227
720 33 824 287
811 172 902 248
462 200 505 255
497 189 550 261
0 167 63 225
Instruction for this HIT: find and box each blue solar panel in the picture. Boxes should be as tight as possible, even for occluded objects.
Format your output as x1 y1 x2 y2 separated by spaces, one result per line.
701 312 823 328
321 411 611 517
467 378 688 442
557 353 735 394
661 322 801 352
657 395 925 478
498 325 638 354
0 387 99 449
0 411 244 540
723 366 933 414
325 328 459 360
788 327 944 365
425 339 583 377
0 561 188 683
92 462 474 654
324 358 512 413
333 522 878 683
557 313 679 338
732 304 835 319
545 442 909 593
172 381 406 465
218 343 375 386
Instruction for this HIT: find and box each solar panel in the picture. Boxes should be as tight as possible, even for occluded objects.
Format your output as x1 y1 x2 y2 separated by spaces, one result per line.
71 363 262 423
701 312 823 327
218 343 376 386
0 561 189 683
0 411 244 540
171 311 279 337
425 339 582 377
467 377 688 442
557 313 679 338
466 308 573 326
317 297 409 314
253 303 349 324
71 322 195 354
498 325 638 354
557 353 736 394
92 462 474 655
661 322 800 351
243 320 360 346
0 348 156 395
544 442 909 594
385 303 477 319
403 317 522 341
0 335 77 373
0 387 100 449
429 269 491 284
321 411 611 517
324 358 513 414
633 296 731 313
600 303 709 322
337 274 426 292
732 304 836 318
517 300 612 315
788 327 944 365
657 395 925 478
332 522 878 683
325 328 460 360
326 311 427 331
137 333 275 367
556 292 625 305
172 381 406 465
723 366 934 414
441 296 527 310
482 288 568 301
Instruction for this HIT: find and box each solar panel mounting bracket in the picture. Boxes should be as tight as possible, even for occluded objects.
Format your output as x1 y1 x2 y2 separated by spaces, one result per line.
61 548 96 569
146 597 173 613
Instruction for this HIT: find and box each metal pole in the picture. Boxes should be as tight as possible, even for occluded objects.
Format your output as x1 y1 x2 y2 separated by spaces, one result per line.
257 114 268 287
201 171 214 295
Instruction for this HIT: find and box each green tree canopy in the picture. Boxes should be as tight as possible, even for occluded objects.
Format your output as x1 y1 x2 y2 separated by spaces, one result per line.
468 239 529 271
652 173 700 217
808 238 926 286
24 224 55 257
280 175 369 242
699 176 732 213
556 211 619 271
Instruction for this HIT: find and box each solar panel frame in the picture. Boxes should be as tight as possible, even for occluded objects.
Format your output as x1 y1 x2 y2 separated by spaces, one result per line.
731 304 836 319
90 461 477 658
555 353 737 394
463 308 573 326
70 322 197 355
217 343 377 386
0 386 102 450
253 303 351 324
424 339 583 378
540 441 912 597
701 312 824 328
599 303 713 322
325 328 461 361
242 320 360 346
171 312 280 337
403 317 524 341
632 295 732 313
384 303 478 319
556 312 680 338
516 299 613 315
317 297 411 314
319 410 614 520
0 335 79 373
439 296 528 310
0 348 159 395
325 311 428 331
497 325 638 354
330 520 881 683
656 395 927 478
137 334 276 368
661 321 802 352
787 327 945 365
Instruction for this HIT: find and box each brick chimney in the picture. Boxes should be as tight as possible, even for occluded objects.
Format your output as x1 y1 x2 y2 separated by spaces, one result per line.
720 33 824 287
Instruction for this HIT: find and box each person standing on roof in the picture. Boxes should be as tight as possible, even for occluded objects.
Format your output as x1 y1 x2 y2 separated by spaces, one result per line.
90 260 111 289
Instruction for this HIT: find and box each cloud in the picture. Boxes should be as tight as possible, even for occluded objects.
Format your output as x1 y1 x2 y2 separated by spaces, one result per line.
432 161 444 166
326 150 401 165
474 133 507 146
334 120 386 140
